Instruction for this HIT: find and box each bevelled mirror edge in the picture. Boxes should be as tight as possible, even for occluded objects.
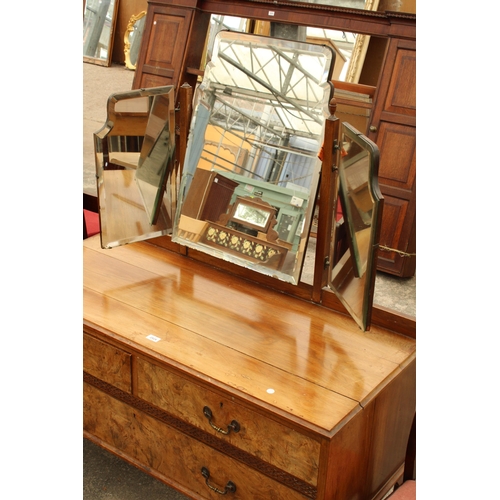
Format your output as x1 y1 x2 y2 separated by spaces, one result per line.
94 86 176 249
328 122 384 330
171 31 335 285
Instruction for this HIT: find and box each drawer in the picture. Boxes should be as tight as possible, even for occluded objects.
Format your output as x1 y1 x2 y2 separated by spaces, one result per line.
83 334 132 393
136 357 320 486
84 383 312 499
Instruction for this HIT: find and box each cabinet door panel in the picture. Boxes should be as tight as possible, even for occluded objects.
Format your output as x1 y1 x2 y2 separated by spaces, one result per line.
133 6 192 89
368 38 416 277
377 123 416 190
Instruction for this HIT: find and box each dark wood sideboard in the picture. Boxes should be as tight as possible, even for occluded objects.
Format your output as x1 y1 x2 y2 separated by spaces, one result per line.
131 0 416 277
83 234 416 500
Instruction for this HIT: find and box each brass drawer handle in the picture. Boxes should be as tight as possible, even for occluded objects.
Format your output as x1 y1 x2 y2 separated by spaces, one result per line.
203 406 240 434
201 467 236 495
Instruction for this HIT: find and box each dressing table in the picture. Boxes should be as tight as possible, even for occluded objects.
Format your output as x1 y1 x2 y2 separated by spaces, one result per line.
84 28 415 500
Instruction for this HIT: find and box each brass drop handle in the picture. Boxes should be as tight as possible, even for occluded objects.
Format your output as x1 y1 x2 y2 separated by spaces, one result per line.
201 467 236 495
203 406 240 434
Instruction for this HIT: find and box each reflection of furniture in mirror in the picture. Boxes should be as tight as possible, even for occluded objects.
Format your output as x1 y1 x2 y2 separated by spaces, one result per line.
94 86 176 247
133 0 416 278
124 11 146 70
225 197 277 236
83 0 120 67
201 196 288 271
177 169 238 242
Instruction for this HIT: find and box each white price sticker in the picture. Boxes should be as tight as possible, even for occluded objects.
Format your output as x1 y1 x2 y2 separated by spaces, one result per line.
146 334 161 342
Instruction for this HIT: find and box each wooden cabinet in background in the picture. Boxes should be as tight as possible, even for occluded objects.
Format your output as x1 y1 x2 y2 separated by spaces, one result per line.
132 0 416 277
367 38 416 277
132 1 210 90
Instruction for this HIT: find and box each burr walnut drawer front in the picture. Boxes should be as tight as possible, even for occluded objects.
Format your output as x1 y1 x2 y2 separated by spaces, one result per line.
136 357 320 486
83 334 132 393
84 383 312 500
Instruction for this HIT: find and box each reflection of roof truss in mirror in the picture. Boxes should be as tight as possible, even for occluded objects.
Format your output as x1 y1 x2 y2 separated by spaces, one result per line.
172 32 334 285
208 33 334 139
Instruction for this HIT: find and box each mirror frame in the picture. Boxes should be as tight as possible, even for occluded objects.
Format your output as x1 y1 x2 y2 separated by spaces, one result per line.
83 0 120 67
328 122 383 330
124 11 146 70
94 86 176 248
171 31 335 285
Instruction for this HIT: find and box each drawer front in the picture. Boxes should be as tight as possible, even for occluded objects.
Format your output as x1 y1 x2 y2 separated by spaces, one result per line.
136 357 320 486
83 334 132 393
84 383 312 500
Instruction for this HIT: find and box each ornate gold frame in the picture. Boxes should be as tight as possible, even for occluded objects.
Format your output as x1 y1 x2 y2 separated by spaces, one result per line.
345 0 380 83
124 11 146 70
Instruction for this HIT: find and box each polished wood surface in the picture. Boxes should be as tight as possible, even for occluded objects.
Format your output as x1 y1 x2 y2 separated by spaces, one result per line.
84 235 413 428
84 234 415 499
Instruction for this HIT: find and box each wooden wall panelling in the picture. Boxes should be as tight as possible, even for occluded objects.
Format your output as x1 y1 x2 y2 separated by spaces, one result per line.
367 38 416 277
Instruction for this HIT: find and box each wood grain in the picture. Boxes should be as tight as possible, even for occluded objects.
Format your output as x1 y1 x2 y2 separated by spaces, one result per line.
83 233 416 499
136 357 320 485
85 383 311 499
83 334 132 393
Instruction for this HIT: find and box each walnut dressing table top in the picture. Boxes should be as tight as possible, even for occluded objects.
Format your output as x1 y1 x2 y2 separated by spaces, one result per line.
83 235 416 499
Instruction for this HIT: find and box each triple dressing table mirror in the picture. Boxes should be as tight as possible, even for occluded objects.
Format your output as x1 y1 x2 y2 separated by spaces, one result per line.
91 31 383 331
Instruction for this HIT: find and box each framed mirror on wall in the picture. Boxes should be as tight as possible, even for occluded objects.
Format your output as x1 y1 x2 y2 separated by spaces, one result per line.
124 11 146 70
83 0 120 67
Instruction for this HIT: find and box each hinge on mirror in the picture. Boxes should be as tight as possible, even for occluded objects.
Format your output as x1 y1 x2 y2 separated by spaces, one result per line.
332 139 340 171
324 256 330 269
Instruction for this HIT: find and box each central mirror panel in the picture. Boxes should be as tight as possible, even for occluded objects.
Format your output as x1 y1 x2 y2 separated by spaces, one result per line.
172 31 334 284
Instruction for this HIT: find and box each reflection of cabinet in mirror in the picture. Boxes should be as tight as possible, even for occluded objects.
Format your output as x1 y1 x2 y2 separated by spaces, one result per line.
132 0 416 277
177 169 238 242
